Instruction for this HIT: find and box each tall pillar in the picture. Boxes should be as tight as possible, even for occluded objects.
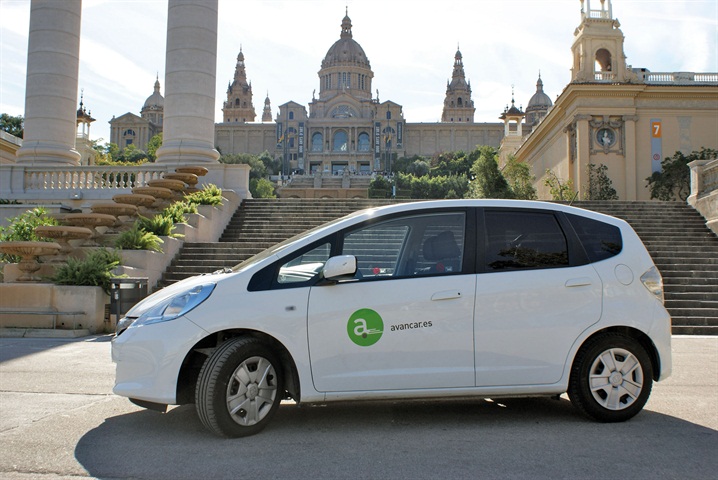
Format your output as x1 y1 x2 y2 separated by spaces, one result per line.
16 0 82 165
156 0 220 164
574 115 591 198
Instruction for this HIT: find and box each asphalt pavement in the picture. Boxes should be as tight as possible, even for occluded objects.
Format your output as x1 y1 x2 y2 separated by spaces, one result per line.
0 335 716 479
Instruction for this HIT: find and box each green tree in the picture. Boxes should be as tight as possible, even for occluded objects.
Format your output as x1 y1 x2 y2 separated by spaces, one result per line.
467 146 513 199
646 148 717 201
250 178 277 198
502 156 537 200
258 150 281 175
219 153 268 179
544 169 576 201
585 163 619 200
0 113 23 138
146 133 163 162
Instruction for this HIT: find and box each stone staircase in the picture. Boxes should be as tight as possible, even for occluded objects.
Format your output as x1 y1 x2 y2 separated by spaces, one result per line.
156 198 398 288
570 201 718 335
157 199 717 335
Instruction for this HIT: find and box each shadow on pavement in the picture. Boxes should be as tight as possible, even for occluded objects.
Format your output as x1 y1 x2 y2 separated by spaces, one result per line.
75 396 718 479
0 334 111 363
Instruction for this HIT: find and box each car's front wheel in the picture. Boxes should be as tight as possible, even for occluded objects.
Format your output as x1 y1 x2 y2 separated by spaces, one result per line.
568 333 653 422
196 336 283 437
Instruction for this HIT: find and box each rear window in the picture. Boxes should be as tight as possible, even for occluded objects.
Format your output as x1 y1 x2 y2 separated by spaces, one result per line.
567 213 623 263
485 211 569 270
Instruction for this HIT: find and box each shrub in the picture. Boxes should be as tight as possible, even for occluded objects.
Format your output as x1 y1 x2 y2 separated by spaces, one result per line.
114 223 164 252
52 248 122 294
0 207 59 262
585 163 619 200
137 214 179 238
185 184 223 206
544 170 576 201
162 201 197 224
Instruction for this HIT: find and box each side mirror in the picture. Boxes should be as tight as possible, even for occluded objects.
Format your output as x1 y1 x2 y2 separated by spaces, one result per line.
321 255 357 282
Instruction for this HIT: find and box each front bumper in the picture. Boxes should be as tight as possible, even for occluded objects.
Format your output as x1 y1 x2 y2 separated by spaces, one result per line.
112 316 208 405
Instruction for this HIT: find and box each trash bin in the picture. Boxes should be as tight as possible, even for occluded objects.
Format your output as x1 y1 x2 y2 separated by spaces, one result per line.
110 278 148 320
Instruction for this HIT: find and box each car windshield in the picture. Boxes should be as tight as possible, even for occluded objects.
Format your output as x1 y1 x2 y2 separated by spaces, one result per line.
230 207 372 273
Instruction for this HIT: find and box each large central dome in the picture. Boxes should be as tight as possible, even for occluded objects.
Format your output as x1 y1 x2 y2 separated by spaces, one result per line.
321 13 371 69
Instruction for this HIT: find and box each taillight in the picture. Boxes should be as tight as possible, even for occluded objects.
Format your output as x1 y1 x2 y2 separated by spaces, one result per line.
640 266 664 304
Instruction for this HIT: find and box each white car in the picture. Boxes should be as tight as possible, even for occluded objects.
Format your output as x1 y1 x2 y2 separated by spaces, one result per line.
112 200 672 437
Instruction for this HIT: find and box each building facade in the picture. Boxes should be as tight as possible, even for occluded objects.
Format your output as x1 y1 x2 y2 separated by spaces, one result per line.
214 12 505 175
109 77 164 151
515 0 718 200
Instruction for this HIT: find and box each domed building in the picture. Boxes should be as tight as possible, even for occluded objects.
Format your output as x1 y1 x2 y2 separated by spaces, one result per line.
524 74 552 128
109 77 164 151
214 11 505 184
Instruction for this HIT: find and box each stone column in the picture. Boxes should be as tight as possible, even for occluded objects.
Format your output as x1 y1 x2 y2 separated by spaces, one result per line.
574 115 592 198
623 115 638 200
16 0 82 165
156 0 220 164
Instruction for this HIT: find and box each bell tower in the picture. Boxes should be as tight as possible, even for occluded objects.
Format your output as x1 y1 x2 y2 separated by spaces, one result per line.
441 47 475 123
571 0 636 83
222 47 257 122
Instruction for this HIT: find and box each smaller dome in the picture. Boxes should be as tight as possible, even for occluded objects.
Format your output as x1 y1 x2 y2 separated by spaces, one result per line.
143 77 164 110
527 75 552 109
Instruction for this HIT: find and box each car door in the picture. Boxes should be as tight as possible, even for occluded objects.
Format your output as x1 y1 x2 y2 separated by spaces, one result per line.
474 209 602 386
307 210 476 392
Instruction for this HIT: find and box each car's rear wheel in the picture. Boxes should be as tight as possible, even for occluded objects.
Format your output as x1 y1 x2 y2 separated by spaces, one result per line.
568 333 653 422
196 336 283 437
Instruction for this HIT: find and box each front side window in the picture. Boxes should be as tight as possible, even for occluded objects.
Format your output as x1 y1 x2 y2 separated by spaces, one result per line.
342 212 465 279
277 243 331 284
485 211 568 271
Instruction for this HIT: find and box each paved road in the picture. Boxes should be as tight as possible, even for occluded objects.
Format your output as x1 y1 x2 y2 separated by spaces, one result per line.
0 335 716 480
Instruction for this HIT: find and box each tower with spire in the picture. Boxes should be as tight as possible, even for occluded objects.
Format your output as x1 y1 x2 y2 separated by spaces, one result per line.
222 48 257 123
261 93 273 123
441 47 475 123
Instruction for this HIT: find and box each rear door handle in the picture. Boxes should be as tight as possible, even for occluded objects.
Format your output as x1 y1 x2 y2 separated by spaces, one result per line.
431 290 462 301
565 277 593 288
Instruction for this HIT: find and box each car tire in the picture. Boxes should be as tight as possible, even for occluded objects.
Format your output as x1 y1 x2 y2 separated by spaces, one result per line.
568 333 653 422
195 336 283 437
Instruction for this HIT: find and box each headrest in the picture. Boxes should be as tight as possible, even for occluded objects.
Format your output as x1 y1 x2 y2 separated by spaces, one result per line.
423 231 460 261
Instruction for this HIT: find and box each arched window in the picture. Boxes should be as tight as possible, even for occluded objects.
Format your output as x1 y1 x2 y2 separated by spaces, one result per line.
357 132 370 152
458 97 463 107
333 131 348 152
312 132 323 152
386 111 392 120
595 48 612 72
289 111 294 120
235 99 240 106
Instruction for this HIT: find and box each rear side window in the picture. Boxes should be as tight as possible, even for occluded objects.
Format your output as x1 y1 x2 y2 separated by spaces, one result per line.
567 213 623 263
485 211 569 271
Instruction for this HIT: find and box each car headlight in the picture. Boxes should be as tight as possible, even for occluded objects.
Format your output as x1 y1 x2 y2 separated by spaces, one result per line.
116 283 216 334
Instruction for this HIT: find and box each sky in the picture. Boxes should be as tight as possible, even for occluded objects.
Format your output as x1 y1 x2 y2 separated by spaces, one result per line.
1 0 717 144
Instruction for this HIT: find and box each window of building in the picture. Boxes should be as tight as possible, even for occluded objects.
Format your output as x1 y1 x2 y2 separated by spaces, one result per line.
289 111 294 120
312 132 323 152
357 132 370 152
333 131 348 152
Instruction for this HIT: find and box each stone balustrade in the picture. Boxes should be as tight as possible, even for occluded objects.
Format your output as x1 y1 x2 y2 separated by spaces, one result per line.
688 157 718 234
0 163 252 203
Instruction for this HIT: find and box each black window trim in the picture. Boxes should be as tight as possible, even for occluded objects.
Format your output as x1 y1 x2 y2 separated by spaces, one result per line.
475 207 589 274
